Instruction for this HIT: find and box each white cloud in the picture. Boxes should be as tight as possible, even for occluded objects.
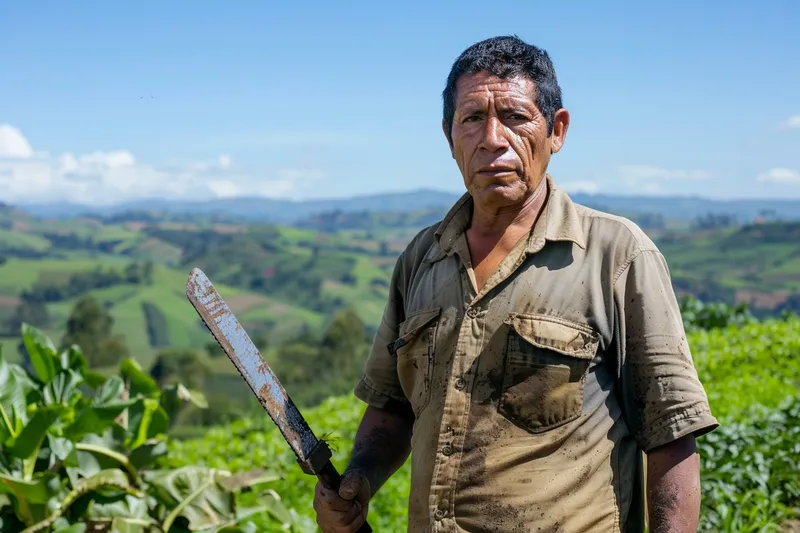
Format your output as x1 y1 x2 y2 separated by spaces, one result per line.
617 165 714 182
0 125 323 205
756 168 800 184
560 180 600 194
778 115 800 130
0 124 34 159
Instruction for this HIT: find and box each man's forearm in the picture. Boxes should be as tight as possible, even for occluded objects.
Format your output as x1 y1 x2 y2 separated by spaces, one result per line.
646 435 702 533
344 403 414 497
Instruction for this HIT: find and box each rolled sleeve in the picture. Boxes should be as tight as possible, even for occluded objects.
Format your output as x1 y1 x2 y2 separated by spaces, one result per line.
354 254 411 410
614 249 719 452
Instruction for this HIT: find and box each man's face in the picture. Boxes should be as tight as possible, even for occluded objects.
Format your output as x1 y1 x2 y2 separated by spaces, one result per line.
444 71 569 210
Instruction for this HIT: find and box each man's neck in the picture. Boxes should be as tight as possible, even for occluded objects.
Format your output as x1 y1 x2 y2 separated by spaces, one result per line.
470 177 549 237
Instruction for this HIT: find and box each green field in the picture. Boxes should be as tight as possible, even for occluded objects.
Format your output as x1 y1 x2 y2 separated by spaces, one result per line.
0 204 798 377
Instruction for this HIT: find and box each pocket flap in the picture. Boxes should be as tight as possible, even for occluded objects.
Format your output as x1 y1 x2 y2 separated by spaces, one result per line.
506 314 598 360
390 307 441 355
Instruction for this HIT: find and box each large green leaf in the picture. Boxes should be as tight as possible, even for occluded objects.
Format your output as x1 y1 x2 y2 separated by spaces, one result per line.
160 383 208 422
147 466 236 531
42 370 84 407
51 523 87 533
128 439 169 470
48 435 78 469
0 359 36 441
22 469 142 533
8 405 66 479
64 398 137 443
127 399 169 450
20 324 58 384
94 376 126 406
65 426 134 486
0 472 60 526
119 359 159 399
58 344 88 376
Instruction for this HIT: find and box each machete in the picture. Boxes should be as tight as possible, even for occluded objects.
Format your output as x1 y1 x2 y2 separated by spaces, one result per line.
186 267 373 533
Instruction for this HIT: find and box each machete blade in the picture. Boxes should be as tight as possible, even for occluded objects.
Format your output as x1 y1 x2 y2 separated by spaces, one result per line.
185 267 319 462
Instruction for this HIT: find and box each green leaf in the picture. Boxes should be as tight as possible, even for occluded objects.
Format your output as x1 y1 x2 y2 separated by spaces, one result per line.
218 468 281 493
20 323 58 384
0 359 36 441
160 383 208 422
64 398 137 442
0 472 59 505
48 435 78 468
57 345 88 376
127 398 166 450
42 370 84 406
52 523 87 533
119 359 159 399
128 439 169 470
95 376 126 406
148 466 236 531
8 405 66 476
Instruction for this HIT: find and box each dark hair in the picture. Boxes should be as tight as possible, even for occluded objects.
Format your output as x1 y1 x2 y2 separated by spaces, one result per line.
442 35 563 141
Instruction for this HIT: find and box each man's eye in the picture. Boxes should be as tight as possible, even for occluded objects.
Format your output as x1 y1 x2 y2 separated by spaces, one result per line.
462 115 481 123
508 113 528 120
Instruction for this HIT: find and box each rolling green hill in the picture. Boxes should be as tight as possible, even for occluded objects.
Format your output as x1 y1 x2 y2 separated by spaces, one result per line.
0 202 798 375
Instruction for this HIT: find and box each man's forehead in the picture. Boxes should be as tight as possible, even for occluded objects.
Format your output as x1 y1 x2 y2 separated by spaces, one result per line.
454 71 536 105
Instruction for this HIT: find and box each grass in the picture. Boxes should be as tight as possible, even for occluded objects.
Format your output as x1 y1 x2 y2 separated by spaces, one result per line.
0 228 52 252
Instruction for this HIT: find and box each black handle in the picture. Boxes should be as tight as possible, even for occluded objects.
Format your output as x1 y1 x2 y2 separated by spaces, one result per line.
317 461 373 533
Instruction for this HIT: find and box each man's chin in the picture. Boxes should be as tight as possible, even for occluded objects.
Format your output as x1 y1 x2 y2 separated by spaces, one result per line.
470 183 528 208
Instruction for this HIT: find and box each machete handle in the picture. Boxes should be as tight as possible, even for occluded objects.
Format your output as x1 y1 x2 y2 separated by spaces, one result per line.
317 461 374 533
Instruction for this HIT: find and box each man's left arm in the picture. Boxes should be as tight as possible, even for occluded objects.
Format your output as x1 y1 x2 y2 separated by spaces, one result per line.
613 248 719 531
646 435 701 533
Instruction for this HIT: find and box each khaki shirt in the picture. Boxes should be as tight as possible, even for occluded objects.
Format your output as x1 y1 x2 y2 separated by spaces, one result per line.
354 175 719 532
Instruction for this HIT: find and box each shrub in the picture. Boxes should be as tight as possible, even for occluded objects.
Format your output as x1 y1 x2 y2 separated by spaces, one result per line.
0 324 294 532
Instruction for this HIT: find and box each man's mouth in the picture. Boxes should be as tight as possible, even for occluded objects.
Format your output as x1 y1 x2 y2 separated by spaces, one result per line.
476 166 517 177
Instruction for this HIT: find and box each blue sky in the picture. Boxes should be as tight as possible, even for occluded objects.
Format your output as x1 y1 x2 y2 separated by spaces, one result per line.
1 0 798 205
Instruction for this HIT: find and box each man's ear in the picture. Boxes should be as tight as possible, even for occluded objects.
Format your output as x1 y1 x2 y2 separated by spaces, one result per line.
442 119 454 156
549 108 570 154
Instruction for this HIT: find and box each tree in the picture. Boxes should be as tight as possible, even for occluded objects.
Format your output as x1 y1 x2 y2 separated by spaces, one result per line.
142 260 155 285
274 306 370 407
5 297 49 335
124 262 141 283
150 348 210 390
59 294 129 368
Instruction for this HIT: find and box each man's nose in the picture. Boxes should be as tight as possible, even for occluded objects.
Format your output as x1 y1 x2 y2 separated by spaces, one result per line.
479 116 510 151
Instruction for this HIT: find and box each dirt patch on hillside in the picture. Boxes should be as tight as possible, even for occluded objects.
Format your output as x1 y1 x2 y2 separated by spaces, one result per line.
0 296 21 308
11 221 31 232
735 290 789 309
125 221 148 232
225 293 270 314
212 224 247 234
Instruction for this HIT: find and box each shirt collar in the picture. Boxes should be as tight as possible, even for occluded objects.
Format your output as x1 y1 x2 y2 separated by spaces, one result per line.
429 174 587 261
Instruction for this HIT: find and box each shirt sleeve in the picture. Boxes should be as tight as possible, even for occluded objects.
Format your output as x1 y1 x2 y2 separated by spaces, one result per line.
613 248 719 452
354 253 412 412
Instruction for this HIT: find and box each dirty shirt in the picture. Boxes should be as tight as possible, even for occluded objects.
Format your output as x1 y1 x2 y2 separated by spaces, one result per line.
354 175 719 532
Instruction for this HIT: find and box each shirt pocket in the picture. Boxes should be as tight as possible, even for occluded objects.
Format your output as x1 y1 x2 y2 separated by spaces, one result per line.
390 306 442 417
498 313 600 434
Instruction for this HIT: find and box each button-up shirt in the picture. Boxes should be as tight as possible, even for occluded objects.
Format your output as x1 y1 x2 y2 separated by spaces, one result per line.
354 175 719 532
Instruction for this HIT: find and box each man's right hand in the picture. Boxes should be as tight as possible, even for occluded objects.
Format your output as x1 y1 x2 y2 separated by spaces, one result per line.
313 470 371 533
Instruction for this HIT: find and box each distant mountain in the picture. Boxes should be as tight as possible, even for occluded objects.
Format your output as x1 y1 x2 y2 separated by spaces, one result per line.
13 189 800 224
15 189 463 224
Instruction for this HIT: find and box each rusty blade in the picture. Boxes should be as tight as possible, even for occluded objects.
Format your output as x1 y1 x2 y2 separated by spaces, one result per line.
185 267 318 462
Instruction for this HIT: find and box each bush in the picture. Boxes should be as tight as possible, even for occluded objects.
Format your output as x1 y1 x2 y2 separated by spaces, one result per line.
0 324 294 532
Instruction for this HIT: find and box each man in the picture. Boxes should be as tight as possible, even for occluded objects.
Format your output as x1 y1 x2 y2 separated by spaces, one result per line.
313 35 719 532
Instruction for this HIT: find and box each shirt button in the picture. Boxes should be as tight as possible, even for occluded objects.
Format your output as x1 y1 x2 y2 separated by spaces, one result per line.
434 508 447 520
455 377 467 390
442 445 453 456
466 307 478 318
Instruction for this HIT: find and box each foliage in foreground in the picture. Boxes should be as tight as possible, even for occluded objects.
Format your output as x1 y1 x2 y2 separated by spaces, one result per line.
0 324 293 532
168 315 800 532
